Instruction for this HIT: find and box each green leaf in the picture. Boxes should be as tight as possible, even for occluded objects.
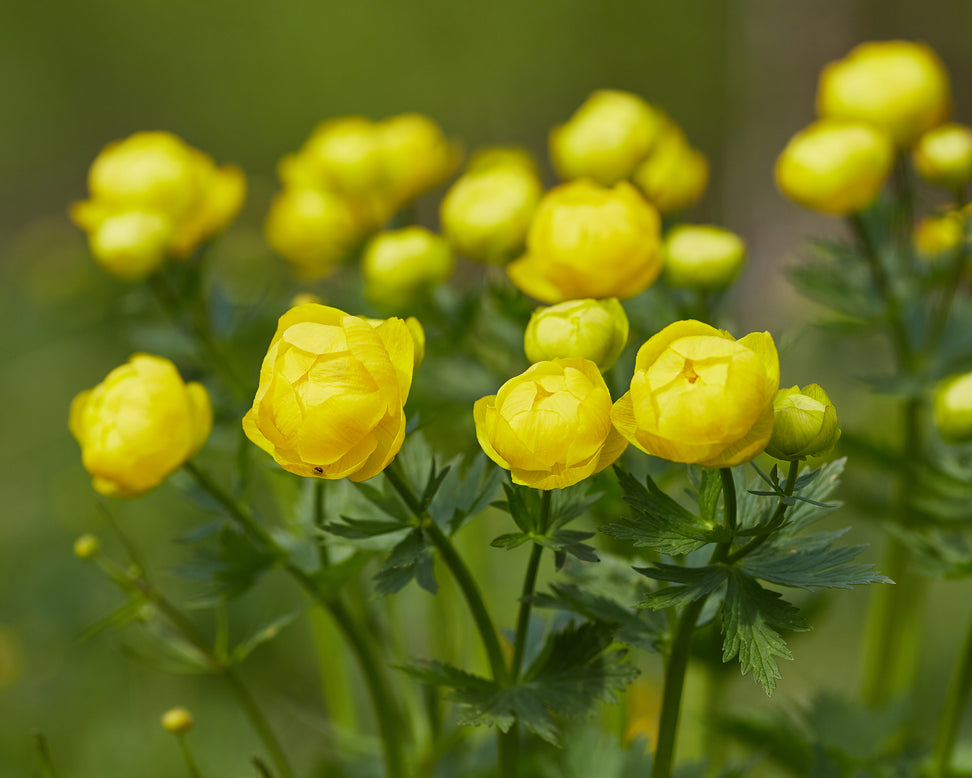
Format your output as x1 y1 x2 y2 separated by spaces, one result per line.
373 529 437 595
353 480 412 523
229 607 303 664
697 468 723 524
177 524 277 601
491 532 531 550
323 517 408 539
634 564 728 610
601 468 718 555
720 571 809 695
784 459 845 532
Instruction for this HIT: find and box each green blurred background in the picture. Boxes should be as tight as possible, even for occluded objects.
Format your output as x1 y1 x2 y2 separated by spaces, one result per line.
3 0 972 775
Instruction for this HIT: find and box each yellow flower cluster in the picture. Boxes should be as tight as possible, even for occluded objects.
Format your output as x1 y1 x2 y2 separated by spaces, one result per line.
266 115 460 279
70 132 245 280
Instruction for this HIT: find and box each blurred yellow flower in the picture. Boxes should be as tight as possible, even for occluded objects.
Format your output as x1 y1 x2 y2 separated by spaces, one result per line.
632 123 709 214
765 384 841 461
161 707 194 735
914 210 965 261
70 131 245 279
817 40 950 147
524 298 629 372
474 358 627 489
662 224 745 289
378 113 461 209
933 372 972 444
612 320 779 467
243 304 414 481
440 148 543 264
69 354 212 497
550 90 667 186
775 119 894 215
507 180 662 303
913 123 972 191
361 227 454 309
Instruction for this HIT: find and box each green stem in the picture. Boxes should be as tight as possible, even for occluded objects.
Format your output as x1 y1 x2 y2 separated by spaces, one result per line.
726 460 800 565
933 604 972 777
926 191 968 352
510 490 552 680
183 463 408 778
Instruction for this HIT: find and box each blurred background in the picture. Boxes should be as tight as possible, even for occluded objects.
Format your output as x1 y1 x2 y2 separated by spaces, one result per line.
3 0 972 775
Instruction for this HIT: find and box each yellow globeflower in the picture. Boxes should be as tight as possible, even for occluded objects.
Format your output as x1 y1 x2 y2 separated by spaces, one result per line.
243 304 414 481
933 372 972 443
775 119 894 215
507 180 662 303
364 316 426 370
284 117 384 196
914 211 965 261
69 355 212 497
524 298 629 372
377 113 461 209
550 90 667 186
440 150 543 264
765 384 841 461
913 123 972 191
612 320 779 467
474 358 628 490
361 227 454 309
264 186 363 279
817 40 950 147
632 124 709 214
83 209 174 281
662 224 746 289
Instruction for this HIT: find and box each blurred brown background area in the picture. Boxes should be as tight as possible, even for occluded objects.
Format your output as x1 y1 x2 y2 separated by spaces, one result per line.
2 1 972 776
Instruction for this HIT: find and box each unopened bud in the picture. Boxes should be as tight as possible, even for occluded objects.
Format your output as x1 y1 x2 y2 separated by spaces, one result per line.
662 225 745 289
161 707 194 735
765 384 841 461
934 372 972 443
524 298 629 372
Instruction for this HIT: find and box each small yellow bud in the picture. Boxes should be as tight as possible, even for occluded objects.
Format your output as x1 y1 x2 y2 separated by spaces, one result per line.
632 124 709 214
933 372 972 443
161 707 194 735
361 227 454 309
550 90 667 186
85 210 173 281
913 123 972 191
294 117 384 196
524 298 629 372
817 40 951 147
914 211 965 261
440 152 543 264
775 119 894 215
377 114 461 209
264 186 363 280
73 534 100 560
765 384 841 461
662 225 746 289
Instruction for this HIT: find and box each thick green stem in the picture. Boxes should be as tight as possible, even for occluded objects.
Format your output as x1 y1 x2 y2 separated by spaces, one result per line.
933 604 972 777
184 463 408 778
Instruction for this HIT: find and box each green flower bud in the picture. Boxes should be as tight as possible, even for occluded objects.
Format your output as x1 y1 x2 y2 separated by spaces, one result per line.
524 298 629 372
913 123 972 191
765 384 841 460
933 372 972 443
361 227 454 309
73 534 100 560
662 224 746 289
161 707 194 734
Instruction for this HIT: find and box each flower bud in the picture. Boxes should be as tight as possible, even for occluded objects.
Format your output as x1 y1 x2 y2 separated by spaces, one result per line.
662 225 745 289
361 227 454 309
524 298 629 372
73 534 100 560
775 119 894 215
507 180 662 303
264 186 363 279
161 707 194 735
70 355 212 497
289 117 384 196
632 125 708 214
764 384 841 461
913 123 972 191
817 40 951 148
440 152 543 264
377 113 460 209
550 90 667 185
612 320 780 467
243 304 414 481
474 358 627 489
168 152 246 259
914 211 965 261
84 210 173 281
933 372 972 443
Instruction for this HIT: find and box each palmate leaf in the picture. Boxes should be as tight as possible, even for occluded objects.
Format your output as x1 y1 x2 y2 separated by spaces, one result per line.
373 529 437 595
721 571 809 695
634 564 728 610
602 468 720 555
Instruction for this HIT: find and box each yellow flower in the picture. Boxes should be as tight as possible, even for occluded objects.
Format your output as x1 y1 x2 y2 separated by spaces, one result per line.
507 180 662 303
364 315 426 370
361 227 454 309
817 40 951 147
662 224 746 289
243 303 414 481
264 186 364 279
765 384 841 461
631 124 709 214
775 119 894 215
440 149 543 264
73 534 100 560
913 123 972 191
524 298 629 372
612 320 779 467
377 113 461 209
914 210 965 261
161 707 194 735
69 354 212 497
933 372 972 443
474 358 628 489
550 90 667 186
70 132 245 278
282 116 384 197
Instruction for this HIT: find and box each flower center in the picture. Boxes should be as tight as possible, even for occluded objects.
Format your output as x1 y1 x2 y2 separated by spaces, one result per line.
679 358 701 384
